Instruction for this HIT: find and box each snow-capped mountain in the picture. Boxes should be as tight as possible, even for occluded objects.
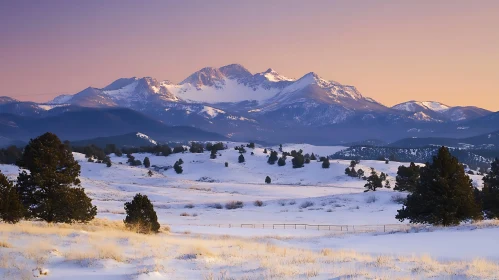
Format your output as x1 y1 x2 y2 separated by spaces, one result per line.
392 101 491 122
1 63 496 144
392 101 450 113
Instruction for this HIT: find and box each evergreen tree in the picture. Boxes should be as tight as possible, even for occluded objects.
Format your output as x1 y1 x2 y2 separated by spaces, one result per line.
178 158 184 165
265 176 271 184
0 172 24 224
16 133 96 223
394 162 420 192
350 167 356 177
239 147 247 154
322 158 330 169
350 160 357 168
380 172 387 181
143 157 151 168
124 193 160 233
310 153 317 161
482 158 499 218
268 151 278 165
225 162 228 167
263 148 268 154
396 147 482 226
385 180 391 189
173 161 183 174
104 156 112 167
292 154 305 168
210 149 217 159
247 142 255 149
345 167 352 176
189 142 204 153
357 169 365 178
364 168 382 192
173 146 185 154
305 158 311 164
279 144 283 152
277 157 286 166
238 154 245 163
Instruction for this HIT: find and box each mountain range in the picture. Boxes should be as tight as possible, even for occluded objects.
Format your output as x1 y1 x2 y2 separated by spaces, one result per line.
1 63 497 145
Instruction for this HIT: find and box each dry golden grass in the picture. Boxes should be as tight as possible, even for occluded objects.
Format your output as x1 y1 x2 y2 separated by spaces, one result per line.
1 220 498 279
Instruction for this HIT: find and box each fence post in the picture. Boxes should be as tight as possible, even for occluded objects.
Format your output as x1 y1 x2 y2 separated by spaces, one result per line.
273 224 275 229
340 226 342 232
295 224 297 229
317 225 319 231
384 225 386 232
347 225 349 232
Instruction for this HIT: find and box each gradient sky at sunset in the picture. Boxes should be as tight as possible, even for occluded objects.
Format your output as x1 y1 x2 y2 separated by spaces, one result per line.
1 0 498 110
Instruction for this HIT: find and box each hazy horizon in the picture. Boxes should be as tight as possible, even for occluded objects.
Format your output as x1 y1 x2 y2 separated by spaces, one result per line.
1 0 498 110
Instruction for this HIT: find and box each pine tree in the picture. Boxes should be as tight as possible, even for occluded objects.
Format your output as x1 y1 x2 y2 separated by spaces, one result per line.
364 168 382 192
482 158 499 218
310 153 317 161
345 167 351 176
178 158 184 165
277 157 286 166
210 149 217 159
263 148 268 154
396 147 482 226
350 160 357 168
292 154 305 168
173 161 183 174
394 162 420 192
268 151 278 165
0 172 24 224
238 154 245 163
322 158 330 168
357 169 365 178
143 157 151 168
380 172 387 181
225 162 229 167
124 193 160 233
104 156 112 167
265 176 271 184
16 133 96 223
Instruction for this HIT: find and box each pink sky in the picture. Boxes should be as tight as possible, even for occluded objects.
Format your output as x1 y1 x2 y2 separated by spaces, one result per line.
1 0 498 110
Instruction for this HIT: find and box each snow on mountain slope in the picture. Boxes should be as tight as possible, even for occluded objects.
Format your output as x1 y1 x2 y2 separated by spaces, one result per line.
166 78 281 103
136 132 157 145
392 101 450 113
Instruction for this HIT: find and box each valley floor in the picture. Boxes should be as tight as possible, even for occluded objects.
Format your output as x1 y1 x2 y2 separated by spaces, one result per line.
0 143 496 279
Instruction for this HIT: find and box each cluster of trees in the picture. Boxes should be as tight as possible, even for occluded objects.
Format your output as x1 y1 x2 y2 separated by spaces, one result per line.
0 146 23 165
0 133 97 224
127 154 142 166
394 146 499 226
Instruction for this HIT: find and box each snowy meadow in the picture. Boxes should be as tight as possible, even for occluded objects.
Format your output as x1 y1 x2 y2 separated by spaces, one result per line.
1 142 498 279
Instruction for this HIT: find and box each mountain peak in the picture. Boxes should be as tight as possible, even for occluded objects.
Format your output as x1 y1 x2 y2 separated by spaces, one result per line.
392 101 450 113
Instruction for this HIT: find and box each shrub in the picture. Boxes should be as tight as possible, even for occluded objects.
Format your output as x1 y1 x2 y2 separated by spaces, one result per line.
208 203 223 209
143 157 150 168
180 212 190 217
277 157 286 166
185 204 195 209
238 154 245 163
300 201 314 209
225 201 244 209
124 193 160 233
254 200 264 207
265 176 271 184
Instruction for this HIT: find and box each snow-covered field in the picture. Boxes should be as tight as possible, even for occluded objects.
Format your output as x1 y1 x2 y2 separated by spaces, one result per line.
0 142 497 279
